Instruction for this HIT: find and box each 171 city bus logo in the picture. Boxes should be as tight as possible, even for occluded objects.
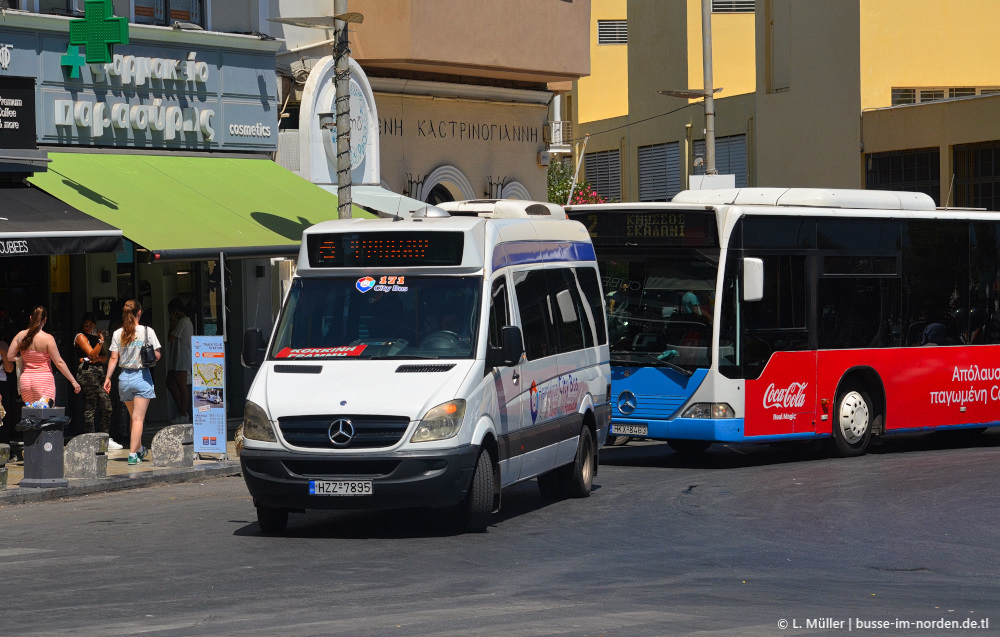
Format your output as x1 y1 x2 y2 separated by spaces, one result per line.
763 382 808 409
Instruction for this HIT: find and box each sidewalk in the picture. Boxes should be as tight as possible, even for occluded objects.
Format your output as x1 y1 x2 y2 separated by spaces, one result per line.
0 420 242 505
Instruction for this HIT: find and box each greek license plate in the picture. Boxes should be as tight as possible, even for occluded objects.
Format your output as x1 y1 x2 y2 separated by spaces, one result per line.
613 424 648 436
309 480 373 496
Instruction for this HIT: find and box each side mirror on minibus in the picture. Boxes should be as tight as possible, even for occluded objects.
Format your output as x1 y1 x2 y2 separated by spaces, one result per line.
488 326 525 368
743 257 764 302
242 328 268 368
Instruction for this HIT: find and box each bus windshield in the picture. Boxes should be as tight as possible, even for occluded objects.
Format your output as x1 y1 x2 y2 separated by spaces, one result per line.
270 276 482 360
602 250 719 371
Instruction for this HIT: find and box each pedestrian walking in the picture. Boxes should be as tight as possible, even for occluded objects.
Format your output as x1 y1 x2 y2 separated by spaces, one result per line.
102 300 161 465
166 298 193 423
6 306 81 405
74 312 122 449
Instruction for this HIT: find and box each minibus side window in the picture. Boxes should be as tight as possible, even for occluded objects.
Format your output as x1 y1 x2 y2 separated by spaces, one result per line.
488 276 510 349
576 266 608 345
515 269 557 360
546 268 586 353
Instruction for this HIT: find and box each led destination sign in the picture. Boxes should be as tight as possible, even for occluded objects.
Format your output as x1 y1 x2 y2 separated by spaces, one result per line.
307 232 465 268
570 208 720 248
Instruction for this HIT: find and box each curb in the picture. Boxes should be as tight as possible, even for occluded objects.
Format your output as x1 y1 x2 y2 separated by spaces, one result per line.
0 462 242 505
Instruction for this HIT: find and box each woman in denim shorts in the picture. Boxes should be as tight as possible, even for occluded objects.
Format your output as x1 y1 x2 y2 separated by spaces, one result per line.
103 300 161 465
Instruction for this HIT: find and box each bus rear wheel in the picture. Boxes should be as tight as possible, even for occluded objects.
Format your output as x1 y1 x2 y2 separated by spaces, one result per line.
831 384 874 457
667 439 712 455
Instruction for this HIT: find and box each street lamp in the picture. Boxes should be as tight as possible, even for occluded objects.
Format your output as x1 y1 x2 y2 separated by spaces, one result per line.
658 0 720 175
271 5 364 219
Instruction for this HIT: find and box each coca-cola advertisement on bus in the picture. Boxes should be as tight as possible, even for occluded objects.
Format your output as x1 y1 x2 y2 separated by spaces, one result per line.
745 351 817 437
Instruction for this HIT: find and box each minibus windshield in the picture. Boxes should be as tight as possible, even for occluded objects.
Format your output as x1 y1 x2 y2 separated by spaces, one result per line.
270 276 482 360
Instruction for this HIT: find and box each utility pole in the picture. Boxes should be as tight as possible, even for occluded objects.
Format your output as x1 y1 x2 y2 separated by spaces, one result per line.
701 0 717 175
334 0 352 218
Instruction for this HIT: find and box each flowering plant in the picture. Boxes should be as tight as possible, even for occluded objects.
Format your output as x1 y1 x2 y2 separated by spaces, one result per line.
569 185 607 205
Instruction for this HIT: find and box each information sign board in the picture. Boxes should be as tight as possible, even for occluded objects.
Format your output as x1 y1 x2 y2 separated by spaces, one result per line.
191 336 226 454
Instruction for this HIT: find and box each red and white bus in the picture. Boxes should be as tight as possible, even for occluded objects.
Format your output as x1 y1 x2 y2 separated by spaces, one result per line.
568 188 1000 456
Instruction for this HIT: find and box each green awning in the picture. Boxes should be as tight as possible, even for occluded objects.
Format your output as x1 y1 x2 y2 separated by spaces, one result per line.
29 152 374 260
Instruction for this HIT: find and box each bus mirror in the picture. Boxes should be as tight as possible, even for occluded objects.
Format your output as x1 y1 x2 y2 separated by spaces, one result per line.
743 258 764 302
501 326 524 367
242 328 267 368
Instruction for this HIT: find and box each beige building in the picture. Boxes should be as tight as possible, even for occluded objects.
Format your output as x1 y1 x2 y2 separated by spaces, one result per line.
575 0 1000 206
268 0 590 210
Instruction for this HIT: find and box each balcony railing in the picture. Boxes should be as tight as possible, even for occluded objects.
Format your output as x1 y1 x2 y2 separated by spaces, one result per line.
545 120 573 150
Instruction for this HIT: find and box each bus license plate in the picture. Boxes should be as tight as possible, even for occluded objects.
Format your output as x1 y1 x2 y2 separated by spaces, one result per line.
309 480 373 496
613 424 647 436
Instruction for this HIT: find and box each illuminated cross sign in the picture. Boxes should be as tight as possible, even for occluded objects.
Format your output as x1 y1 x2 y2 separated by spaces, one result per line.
68 0 129 65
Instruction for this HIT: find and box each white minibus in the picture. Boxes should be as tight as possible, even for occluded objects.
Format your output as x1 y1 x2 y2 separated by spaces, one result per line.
240 199 611 533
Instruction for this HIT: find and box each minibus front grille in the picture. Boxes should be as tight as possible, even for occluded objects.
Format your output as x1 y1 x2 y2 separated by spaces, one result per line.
277 415 411 449
283 459 400 478
274 365 323 374
395 364 456 373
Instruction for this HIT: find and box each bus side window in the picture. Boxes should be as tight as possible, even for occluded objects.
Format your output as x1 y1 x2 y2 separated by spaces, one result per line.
488 276 510 349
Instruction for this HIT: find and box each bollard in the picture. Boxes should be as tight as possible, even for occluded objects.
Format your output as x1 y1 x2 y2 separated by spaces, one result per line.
18 407 70 488
152 424 194 467
64 433 109 479
0 443 8 490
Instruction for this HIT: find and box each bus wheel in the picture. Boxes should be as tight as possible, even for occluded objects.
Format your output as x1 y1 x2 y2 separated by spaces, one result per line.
607 435 631 447
461 450 495 533
831 385 874 457
667 439 712 454
563 428 596 498
256 505 289 535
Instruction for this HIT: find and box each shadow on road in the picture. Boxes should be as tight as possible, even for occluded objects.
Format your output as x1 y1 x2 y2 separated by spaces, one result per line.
233 480 595 538
600 428 1000 471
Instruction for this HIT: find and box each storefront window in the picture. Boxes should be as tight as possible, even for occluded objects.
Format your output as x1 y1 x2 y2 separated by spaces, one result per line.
200 260 226 337
133 0 204 27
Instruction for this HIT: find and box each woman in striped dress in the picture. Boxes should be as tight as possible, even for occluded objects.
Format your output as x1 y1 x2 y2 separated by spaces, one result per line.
6 306 81 405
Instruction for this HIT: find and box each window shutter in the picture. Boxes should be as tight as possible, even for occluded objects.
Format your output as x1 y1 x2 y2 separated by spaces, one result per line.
585 150 621 202
597 20 628 45
638 142 680 202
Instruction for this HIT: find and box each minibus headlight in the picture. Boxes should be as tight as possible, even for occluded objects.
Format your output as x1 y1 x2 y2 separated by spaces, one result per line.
243 401 277 442
681 403 735 419
411 400 466 443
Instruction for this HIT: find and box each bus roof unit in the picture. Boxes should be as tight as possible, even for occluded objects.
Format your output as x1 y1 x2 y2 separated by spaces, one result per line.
672 187 936 211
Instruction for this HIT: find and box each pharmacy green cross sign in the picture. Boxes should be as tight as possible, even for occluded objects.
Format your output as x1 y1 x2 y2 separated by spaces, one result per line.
68 0 129 65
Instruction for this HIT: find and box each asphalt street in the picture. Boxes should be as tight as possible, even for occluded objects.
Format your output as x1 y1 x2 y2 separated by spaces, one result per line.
2 430 999 636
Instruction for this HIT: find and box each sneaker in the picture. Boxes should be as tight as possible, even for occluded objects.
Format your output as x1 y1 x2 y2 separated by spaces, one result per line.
107 439 124 451
127 453 140 465
137 446 150 461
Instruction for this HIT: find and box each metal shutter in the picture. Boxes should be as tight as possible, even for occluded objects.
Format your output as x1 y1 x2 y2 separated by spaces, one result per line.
712 0 755 12
693 135 747 186
597 20 628 45
638 142 680 202
585 150 621 202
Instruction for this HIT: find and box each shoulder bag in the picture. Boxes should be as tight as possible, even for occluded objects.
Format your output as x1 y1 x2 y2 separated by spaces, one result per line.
141 326 157 367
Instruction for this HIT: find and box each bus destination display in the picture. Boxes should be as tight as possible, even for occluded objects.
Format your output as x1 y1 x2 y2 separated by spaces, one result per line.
572 209 719 248
307 231 465 267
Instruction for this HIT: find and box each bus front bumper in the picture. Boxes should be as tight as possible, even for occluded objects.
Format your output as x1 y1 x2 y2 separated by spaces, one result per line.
611 417 744 442
240 445 480 511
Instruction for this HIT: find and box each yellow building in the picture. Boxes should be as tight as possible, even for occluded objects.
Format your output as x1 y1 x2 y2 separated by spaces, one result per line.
573 0 756 201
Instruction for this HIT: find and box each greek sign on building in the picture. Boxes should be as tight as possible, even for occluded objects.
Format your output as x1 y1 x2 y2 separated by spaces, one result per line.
0 10 278 152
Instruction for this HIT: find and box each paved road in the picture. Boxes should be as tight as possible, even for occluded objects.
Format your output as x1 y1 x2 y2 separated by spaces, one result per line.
3 430 999 636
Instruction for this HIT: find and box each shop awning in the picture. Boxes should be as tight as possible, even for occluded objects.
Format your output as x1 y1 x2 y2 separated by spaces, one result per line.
0 183 123 257
320 184 428 217
28 152 374 261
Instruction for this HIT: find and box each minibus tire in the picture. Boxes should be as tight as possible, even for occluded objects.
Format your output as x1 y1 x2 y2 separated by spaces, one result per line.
256 505 288 534
462 450 495 533
830 384 874 457
564 429 595 498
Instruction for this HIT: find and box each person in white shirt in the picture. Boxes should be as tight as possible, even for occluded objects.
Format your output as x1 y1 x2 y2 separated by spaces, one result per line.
102 300 161 465
166 298 193 423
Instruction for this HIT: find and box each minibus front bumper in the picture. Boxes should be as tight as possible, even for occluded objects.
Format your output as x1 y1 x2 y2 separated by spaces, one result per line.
240 445 481 511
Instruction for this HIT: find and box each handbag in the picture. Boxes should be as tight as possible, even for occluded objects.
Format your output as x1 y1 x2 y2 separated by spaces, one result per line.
140 326 157 367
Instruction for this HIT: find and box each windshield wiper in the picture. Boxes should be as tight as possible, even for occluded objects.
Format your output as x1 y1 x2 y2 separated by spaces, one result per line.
609 352 693 376
367 354 439 360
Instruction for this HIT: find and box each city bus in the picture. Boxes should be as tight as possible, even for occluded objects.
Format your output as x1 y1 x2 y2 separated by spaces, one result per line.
568 187 1000 457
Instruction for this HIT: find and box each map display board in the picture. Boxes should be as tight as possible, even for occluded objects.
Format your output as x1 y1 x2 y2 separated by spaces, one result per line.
191 336 226 454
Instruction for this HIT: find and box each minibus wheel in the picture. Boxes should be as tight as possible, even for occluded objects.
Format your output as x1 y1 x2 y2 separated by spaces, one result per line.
830 383 874 457
564 428 595 498
462 450 495 533
256 505 288 534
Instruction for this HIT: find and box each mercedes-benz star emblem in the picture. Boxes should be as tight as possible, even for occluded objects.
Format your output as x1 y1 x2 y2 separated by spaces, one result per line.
617 390 637 416
328 418 355 447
